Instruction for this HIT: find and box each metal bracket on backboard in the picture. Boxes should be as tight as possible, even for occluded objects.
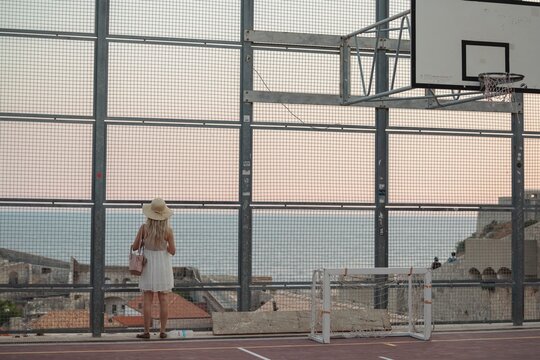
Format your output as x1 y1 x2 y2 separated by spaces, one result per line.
341 10 412 105
243 6 518 112
244 30 410 53
244 90 513 112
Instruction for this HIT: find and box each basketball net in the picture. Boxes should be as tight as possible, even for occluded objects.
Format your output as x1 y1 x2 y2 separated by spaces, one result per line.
478 72 525 102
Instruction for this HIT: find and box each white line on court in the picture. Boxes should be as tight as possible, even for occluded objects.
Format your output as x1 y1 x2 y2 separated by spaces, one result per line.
238 347 271 360
379 356 394 360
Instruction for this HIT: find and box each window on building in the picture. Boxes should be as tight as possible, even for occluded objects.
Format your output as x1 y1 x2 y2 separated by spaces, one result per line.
8 271 19 285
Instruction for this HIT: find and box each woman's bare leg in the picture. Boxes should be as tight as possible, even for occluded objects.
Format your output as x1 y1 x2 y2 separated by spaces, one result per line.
143 291 154 333
157 292 169 333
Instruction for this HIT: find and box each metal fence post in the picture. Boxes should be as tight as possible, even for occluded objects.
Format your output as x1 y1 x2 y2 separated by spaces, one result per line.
511 92 525 326
239 0 254 312
90 0 109 336
374 0 389 309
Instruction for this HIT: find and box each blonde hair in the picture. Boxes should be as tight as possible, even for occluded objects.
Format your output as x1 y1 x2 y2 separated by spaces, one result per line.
144 218 170 250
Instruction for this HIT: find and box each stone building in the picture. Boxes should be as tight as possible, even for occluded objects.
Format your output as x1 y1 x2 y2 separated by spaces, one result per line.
0 247 213 332
0 248 71 285
430 218 540 322
464 219 540 279
476 190 540 233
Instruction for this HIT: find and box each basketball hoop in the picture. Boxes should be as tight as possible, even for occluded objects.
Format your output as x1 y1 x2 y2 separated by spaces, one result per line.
478 72 525 101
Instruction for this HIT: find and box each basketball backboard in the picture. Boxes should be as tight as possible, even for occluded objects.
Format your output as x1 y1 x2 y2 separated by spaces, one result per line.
412 0 540 93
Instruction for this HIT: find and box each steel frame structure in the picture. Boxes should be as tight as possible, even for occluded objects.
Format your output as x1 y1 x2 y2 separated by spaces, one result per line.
244 10 516 113
241 1 525 328
0 0 532 337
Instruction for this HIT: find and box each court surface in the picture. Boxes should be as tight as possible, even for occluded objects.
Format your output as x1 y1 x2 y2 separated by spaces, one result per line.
1 329 540 360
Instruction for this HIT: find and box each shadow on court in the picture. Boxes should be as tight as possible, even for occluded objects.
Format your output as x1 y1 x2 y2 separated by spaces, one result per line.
1 329 540 359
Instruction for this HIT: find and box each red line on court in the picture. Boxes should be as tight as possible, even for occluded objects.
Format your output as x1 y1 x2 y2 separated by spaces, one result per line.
0 329 539 359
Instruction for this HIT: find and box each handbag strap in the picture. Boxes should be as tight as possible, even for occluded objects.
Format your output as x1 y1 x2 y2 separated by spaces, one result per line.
138 226 145 254
139 236 144 253
132 226 145 254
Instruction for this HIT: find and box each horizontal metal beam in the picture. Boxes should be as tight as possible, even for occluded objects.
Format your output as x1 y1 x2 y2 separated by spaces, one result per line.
344 86 414 105
0 29 95 41
0 200 93 207
245 90 513 112
109 34 240 47
245 30 410 53
104 200 239 207
343 9 411 39
0 112 94 120
245 30 340 48
108 37 240 50
106 119 240 129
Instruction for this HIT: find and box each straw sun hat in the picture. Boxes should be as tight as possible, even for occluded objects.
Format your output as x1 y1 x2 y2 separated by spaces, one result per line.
142 198 173 221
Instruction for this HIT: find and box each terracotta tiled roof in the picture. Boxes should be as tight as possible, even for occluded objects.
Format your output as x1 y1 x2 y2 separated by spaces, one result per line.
194 302 208 312
113 316 144 327
30 309 123 329
127 293 211 319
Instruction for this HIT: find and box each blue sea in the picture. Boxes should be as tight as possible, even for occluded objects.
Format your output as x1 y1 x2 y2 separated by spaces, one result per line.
0 209 476 282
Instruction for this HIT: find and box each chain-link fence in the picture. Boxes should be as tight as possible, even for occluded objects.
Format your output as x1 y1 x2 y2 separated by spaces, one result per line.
1 0 539 336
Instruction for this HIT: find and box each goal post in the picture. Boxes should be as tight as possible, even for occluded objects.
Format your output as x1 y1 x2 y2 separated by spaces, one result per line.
309 267 432 344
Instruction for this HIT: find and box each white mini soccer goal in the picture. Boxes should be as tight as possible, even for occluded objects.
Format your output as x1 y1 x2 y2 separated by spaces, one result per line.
309 267 432 344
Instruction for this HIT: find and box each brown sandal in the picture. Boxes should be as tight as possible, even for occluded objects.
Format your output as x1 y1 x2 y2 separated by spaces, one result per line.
159 332 167 339
136 332 150 339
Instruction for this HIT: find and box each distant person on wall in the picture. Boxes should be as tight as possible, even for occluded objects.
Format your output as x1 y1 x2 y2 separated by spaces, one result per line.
431 257 441 270
132 198 176 339
447 252 457 263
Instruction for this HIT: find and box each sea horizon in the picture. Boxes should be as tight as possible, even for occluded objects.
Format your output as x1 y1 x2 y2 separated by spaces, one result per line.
0 209 477 282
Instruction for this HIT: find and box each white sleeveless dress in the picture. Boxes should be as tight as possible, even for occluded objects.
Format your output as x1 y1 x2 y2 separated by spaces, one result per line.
139 246 174 293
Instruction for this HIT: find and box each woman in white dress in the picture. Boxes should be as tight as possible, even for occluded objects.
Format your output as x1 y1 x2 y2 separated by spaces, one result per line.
131 198 176 339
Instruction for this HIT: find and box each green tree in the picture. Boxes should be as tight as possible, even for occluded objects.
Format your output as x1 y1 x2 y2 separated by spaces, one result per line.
0 300 22 326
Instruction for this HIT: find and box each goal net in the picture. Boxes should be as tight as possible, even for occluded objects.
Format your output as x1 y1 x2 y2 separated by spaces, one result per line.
309 267 432 343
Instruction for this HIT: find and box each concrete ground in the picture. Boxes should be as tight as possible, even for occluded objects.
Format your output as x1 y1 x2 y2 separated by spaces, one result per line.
2 321 540 344
1 323 540 360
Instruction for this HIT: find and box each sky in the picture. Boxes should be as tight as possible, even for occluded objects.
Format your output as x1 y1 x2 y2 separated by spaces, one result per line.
0 0 539 204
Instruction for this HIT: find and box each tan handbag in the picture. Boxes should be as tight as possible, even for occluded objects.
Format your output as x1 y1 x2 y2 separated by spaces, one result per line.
129 234 147 276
